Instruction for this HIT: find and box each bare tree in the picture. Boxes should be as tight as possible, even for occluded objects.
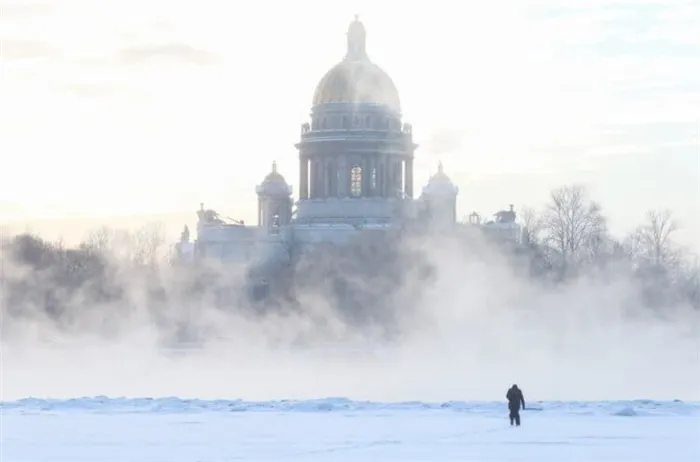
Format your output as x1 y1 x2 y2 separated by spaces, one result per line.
82 223 166 268
82 226 112 254
540 184 606 275
630 210 680 270
680 256 700 310
129 222 166 267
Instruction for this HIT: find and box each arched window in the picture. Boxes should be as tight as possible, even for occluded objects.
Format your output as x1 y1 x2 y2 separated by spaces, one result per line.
350 165 362 197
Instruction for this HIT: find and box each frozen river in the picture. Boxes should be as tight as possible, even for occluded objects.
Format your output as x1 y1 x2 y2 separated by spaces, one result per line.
2 397 699 461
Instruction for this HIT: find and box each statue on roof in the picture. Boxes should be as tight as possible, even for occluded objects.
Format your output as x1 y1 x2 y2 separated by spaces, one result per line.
494 204 516 223
180 225 190 243
196 203 225 226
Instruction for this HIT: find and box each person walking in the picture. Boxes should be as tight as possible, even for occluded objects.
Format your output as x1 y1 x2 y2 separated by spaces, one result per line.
506 384 526 426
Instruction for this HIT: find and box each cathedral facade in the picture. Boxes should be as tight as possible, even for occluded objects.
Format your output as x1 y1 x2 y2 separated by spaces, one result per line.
176 17 521 266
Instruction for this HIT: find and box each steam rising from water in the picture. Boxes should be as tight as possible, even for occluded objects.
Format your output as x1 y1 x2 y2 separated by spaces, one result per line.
1 230 698 402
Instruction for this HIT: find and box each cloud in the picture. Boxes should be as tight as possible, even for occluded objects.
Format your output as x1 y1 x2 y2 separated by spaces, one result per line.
1 1 53 18
56 83 144 100
420 129 467 159
1 39 56 60
117 43 216 65
616 81 700 99
597 121 699 146
575 38 700 58
528 0 700 55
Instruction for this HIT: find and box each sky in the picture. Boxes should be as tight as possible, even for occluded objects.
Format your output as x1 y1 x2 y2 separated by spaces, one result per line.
1 0 699 249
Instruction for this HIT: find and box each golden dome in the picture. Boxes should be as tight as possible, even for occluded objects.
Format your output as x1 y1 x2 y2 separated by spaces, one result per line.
312 16 401 112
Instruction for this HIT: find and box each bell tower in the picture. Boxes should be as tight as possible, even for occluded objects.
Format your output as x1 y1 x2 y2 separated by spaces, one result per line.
256 161 293 232
420 162 459 227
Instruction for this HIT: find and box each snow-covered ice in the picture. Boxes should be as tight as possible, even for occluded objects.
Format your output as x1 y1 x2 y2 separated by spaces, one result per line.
2 397 698 461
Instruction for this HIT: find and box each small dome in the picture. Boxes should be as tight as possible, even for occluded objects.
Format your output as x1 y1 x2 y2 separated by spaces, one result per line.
258 161 291 196
262 161 286 183
312 16 401 112
429 162 453 184
422 162 458 197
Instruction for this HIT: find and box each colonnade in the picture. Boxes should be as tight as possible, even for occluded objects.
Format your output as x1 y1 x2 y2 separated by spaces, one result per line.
298 156 413 199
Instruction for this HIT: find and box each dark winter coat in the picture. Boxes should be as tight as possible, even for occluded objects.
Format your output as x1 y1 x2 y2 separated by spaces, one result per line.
506 386 525 411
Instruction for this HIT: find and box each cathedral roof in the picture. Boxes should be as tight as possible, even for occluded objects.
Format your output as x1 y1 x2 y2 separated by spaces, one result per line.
312 16 401 112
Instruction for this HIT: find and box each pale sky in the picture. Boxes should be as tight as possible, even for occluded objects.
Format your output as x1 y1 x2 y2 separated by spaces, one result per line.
1 0 699 249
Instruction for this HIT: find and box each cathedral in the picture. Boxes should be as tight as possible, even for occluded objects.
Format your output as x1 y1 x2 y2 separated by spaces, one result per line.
176 17 521 265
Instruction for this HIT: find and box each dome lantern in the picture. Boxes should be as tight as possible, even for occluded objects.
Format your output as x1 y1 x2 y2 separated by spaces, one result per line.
346 15 367 60
311 16 401 112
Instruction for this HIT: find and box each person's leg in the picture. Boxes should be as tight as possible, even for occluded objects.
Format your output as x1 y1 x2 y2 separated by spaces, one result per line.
509 409 515 425
514 411 521 426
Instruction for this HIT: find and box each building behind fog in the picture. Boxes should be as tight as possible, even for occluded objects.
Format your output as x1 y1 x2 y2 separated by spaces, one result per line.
175 17 521 267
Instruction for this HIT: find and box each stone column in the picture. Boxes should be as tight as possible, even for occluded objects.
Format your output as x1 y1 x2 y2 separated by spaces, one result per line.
363 157 369 197
330 158 337 198
393 160 402 197
316 158 324 198
386 160 393 197
405 158 414 198
338 157 347 197
310 158 318 199
365 157 372 197
299 156 309 199
328 159 335 198
320 158 327 198
381 158 388 197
